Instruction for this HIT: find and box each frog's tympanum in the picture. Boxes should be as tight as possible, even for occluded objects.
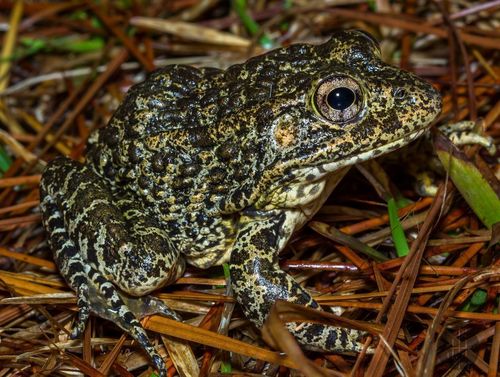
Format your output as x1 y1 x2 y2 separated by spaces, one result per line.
40 30 441 374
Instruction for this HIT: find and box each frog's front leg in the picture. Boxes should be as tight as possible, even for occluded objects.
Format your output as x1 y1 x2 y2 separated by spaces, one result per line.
230 211 366 353
40 157 184 375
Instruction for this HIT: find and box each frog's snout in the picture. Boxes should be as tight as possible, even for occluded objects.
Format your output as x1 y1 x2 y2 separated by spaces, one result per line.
394 79 442 127
421 82 442 123
428 83 442 115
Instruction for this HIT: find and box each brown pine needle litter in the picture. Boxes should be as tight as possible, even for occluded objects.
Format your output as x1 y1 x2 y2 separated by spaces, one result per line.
0 1 499 376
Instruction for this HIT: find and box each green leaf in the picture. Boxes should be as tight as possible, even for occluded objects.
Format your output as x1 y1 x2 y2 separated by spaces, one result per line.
116 0 132 10
0 145 12 174
220 361 232 373
222 263 231 279
367 0 377 11
435 132 500 229
232 0 274 48
388 197 410 257
70 9 88 21
394 195 413 209
461 289 487 312
470 289 487 306
49 36 105 53
20 36 105 54
20 37 47 51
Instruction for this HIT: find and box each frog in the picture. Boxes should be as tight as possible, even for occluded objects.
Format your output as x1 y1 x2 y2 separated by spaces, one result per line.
39 30 441 375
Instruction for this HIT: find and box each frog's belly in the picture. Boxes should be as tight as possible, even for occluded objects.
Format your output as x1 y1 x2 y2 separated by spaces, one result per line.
184 243 233 269
295 169 350 228
170 215 237 269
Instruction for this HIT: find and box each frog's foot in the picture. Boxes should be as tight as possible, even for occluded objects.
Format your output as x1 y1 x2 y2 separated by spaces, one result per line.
440 120 496 155
71 284 91 339
122 295 181 321
230 212 369 353
414 171 439 197
69 266 168 376
292 324 367 353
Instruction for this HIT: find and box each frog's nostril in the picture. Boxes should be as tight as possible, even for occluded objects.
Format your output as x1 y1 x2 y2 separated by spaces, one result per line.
393 87 407 100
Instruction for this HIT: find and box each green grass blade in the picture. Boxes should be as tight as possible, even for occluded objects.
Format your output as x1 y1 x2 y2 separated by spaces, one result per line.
387 197 410 257
435 132 500 229
0 145 12 174
232 0 273 48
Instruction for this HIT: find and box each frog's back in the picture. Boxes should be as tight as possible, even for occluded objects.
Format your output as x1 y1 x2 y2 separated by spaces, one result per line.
89 40 327 143
85 43 320 209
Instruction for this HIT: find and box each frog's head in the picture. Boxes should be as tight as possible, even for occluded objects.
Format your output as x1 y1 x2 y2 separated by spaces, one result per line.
254 29 441 192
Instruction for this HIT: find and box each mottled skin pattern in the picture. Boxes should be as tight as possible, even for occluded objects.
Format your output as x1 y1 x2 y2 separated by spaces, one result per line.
40 30 441 375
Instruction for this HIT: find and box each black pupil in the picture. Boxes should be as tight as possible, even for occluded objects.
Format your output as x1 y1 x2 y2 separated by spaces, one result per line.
327 87 355 110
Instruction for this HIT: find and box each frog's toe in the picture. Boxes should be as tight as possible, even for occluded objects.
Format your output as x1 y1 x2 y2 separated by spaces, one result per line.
72 273 167 375
132 327 166 374
441 121 496 155
71 286 91 339
449 132 496 154
292 323 369 353
123 295 181 321
69 280 168 374
97 292 167 375
152 354 167 377
442 120 476 132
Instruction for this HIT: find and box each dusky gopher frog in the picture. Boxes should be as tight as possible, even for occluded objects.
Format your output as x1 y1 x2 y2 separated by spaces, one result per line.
40 30 441 374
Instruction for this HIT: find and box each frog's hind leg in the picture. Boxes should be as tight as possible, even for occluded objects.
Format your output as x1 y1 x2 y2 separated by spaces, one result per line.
40 157 183 376
230 212 366 353
40 193 167 374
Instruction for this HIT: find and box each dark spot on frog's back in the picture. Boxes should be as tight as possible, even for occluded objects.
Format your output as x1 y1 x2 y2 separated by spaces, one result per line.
138 176 153 190
285 44 310 60
151 152 165 172
224 64 242 82
160 110 184 127
103 162 117 179
101 127 121 146
217 143 238 160
233 167 249 181
199 87 221 107
226 95 243 110
258 61 279 80
242 139 263 156
335 141 354 155
178 163 199 177
209 167 226 184
189 128 215 148
111 149 122 165
171 176 192 190
256 106 274 131
155 65 201 89
128 144 143 163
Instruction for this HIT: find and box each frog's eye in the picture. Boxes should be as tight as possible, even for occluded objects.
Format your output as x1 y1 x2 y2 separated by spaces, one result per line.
327 87 355 110
313 76 363 123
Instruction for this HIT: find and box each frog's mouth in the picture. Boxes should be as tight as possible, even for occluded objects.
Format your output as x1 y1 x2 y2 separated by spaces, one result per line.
274 127 429 186
320 127 428 173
